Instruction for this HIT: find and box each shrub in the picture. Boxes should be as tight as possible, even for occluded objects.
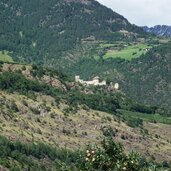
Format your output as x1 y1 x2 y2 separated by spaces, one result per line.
127 118 143 128
21 66 26 71
101 126 116 137
30 107 40 115
78 138 168 171
22 100 28 107
10 101 19 112
79 138 143 171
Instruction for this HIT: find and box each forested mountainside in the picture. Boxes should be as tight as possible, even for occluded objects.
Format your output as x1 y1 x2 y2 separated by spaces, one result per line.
143 25 171 37
0 0 144 65
66 41 171 111
0 62 171 170
2 0 170 111
121 41 171 109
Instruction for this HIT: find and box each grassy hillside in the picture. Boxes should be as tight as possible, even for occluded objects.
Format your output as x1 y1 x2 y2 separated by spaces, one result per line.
0 63 171 167
0 63 171 170
103 43 151 60
0 135 169 171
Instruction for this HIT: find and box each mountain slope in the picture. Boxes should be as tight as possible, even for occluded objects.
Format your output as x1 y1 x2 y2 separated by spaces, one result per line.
1 0 170 111
0 62 171 168
143 25 171 37
0 0 144 65
121 42 171 109
66 41 171 111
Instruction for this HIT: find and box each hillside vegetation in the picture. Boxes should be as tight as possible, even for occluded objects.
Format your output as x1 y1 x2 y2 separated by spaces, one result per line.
103 43 151 60
1 0 171 112
0 63 171 171
0 136 169 171
0 0 171 170
66 41 171 111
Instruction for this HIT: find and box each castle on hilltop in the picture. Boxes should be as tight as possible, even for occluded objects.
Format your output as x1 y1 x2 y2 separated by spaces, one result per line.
75 75 119 90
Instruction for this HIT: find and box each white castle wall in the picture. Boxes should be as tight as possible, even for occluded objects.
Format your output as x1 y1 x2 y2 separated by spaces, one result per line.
75 75 119 90
75 76 106 86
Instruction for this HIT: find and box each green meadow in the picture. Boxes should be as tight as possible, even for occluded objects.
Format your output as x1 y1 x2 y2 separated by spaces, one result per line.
103 43 151 60
0 51 13 62
119 109 171 125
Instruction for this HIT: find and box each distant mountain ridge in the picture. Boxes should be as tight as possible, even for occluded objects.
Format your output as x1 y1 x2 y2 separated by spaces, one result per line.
143 25 171 37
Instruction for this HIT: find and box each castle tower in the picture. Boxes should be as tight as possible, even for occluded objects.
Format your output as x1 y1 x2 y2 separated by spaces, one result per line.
75 75 80 82
114 83 119 90
93 76 100 85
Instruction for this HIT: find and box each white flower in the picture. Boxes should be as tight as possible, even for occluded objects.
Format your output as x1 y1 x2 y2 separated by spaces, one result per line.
87 153 91 157
91 150 95 154
85 158 89 161
123 167 127 170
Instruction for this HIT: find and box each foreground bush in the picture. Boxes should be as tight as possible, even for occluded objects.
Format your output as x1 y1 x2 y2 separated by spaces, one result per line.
77 138 169 171
0 135 169 171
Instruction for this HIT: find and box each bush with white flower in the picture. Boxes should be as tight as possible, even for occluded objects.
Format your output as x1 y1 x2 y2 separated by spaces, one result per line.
78 138 168 171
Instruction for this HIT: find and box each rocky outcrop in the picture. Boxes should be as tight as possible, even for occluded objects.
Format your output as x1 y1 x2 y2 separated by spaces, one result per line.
41 75 67 91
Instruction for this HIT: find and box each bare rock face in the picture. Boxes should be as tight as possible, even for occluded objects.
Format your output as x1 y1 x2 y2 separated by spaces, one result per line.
0 166 8 171
22 68 32 79
41 75 67 91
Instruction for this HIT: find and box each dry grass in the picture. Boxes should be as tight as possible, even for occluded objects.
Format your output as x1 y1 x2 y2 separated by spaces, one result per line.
0 91 171 163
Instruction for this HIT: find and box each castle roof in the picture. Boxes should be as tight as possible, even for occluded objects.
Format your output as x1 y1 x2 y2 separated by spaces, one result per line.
93 76 100 80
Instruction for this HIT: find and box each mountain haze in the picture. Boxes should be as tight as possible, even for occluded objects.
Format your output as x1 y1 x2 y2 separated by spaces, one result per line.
143 25 171 37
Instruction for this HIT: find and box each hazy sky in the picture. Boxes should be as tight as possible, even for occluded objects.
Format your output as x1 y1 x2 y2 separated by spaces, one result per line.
96 0 171 27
